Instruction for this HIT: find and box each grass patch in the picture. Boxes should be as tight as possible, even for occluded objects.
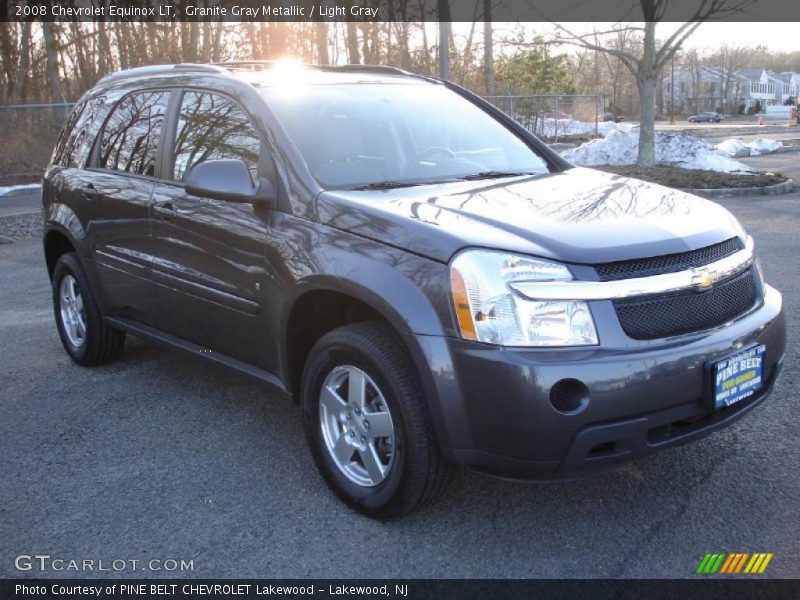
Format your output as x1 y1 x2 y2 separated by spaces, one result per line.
596 164 787 189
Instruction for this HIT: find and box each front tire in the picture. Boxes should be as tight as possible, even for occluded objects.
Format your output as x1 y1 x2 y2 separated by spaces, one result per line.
52 252 125 366
301 322 450 519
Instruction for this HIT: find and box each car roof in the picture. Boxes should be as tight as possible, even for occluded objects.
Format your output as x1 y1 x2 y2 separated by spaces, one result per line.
95 62 438 91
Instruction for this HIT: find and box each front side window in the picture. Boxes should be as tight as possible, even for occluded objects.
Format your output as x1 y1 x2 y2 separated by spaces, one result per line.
99 91 169 176
261 82 550 189
172 91 260 182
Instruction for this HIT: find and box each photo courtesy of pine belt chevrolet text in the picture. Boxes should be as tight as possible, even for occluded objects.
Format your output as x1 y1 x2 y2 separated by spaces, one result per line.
41 61 786 519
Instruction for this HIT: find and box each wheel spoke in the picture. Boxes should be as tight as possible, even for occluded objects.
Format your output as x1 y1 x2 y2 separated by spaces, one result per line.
347 368 366 407
75 316 87 339
69 279 80 303
359 444 386 485
65 315 77 340
74 292 84 313
366 410 393 438
332 434 354 465
320 385 346 415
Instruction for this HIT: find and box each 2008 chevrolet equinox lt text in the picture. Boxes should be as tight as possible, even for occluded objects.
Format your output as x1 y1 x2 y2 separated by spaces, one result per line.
43 62 786 518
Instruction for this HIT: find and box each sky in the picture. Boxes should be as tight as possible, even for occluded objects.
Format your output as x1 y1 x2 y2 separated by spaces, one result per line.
454 22 800 54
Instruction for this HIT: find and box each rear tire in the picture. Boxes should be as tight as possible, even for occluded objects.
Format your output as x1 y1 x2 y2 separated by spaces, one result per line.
52 252 125 366
301 322 450 519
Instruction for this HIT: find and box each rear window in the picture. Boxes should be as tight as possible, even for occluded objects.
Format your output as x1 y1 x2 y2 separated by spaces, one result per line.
98 91 170 176
52 96 108 168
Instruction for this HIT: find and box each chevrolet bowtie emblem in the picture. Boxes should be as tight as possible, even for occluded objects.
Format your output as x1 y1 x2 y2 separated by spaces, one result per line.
690 267 716 290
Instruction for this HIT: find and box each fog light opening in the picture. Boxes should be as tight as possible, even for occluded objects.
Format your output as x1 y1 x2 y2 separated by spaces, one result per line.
589 441 617 456
549 378 590 415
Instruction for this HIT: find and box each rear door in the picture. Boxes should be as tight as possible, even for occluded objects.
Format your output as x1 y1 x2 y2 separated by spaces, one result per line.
83 89 172 323
147 89 272 366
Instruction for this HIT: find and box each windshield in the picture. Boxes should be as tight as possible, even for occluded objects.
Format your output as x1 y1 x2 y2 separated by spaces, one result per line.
261 83 551 189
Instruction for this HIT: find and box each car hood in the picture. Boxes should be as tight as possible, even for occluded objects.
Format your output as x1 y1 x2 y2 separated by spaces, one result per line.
315 167 745 264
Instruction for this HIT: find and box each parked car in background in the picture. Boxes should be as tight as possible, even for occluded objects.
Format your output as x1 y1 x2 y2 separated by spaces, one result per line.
42 62 785 519
688 111 723 123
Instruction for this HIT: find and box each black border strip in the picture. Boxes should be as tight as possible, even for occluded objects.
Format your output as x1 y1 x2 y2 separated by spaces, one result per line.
4 579 800 600
3 0 800 23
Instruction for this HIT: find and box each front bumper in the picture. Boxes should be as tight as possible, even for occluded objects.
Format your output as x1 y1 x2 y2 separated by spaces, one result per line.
408 284 785 480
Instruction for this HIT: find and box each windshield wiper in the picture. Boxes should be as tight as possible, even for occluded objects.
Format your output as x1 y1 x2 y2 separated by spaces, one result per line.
458 170 538 181
349 181 428 191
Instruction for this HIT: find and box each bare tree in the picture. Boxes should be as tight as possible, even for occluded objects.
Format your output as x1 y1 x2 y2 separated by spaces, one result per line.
552 0 754 166
42 23 66 104
706 44 750 114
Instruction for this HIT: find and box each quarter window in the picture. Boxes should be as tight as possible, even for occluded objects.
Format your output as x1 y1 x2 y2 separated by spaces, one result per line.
172 91 260 182
99 91 170 176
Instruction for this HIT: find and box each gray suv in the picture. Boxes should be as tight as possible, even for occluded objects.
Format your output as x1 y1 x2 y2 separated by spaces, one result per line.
43 62 785 518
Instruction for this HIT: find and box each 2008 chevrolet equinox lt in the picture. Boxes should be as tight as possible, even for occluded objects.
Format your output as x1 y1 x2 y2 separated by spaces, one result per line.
43 62 786 518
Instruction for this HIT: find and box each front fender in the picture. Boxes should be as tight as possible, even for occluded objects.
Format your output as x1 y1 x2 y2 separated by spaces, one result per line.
275 235 462 451
284 254 449 338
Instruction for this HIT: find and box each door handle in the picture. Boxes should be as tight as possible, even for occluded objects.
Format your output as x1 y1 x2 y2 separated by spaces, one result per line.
155 202 179 221
82 183 98 198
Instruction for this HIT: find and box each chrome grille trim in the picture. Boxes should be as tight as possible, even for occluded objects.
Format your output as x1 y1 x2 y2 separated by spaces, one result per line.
510 236 754 301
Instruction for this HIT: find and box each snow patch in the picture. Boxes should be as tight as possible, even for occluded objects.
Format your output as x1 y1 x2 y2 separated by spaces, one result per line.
531 118 635 138
747 138 783 155
562 128 753 173
0 183 40 197
715 138 750 157
716 137 783 157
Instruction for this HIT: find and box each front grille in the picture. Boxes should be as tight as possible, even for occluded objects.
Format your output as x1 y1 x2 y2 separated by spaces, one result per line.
595 237 744 281
614 267 757 340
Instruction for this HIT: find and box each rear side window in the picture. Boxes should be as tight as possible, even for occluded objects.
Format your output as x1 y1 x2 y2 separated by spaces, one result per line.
172 91 260 182
52 96 107 168
99 91 170 176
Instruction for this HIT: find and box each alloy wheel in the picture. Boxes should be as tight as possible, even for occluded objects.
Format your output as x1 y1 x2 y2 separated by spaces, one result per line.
319 365 396 487
59 274 87 348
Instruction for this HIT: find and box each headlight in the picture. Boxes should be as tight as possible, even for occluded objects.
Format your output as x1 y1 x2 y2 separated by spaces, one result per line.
449 249 598 346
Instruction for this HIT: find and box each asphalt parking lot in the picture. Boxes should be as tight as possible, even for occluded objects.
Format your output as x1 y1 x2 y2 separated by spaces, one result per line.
1 190 798 579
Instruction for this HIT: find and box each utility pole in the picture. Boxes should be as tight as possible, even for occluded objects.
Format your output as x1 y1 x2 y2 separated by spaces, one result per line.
483 0 494 94
438 0 450 80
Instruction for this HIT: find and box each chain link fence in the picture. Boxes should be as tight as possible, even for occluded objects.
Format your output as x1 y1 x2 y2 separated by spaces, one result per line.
0 103 74 185
483 94 604 143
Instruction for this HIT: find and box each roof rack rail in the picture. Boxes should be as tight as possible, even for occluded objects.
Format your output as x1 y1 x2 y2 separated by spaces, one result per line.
328 64 444 84
214 61 417 77
211 60 284 70
317 64 411 76
98 63 228 84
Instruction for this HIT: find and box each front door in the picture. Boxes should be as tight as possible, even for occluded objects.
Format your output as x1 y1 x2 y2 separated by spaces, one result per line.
148 90 271 367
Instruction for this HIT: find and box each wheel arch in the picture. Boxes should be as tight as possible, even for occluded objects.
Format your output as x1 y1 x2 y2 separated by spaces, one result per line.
44 227 78 280
282 278 434 399
281 280 461 461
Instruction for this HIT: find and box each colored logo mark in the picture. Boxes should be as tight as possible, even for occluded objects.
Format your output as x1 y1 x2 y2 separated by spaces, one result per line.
696 552 773 574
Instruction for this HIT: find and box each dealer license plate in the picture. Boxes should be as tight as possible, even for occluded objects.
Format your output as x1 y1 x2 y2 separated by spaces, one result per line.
713 345 766 409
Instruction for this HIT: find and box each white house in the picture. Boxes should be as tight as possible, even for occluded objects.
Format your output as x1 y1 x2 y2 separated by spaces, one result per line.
773 72 800 103
662 66 800 114
737 68 783 109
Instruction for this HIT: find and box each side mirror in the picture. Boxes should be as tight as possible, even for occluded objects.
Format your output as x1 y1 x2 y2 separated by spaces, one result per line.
185 159 276 206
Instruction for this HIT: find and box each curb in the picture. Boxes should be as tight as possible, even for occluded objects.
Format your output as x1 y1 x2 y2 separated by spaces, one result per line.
681 179 794 198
